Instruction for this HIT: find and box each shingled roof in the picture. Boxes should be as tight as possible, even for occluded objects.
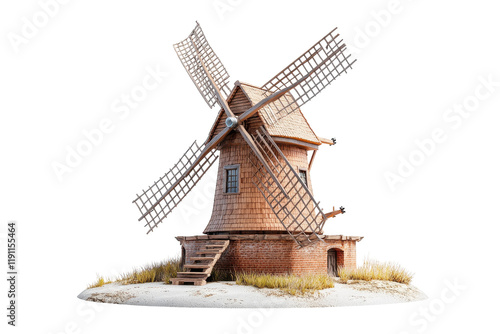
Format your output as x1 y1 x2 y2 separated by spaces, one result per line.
206 82 321 146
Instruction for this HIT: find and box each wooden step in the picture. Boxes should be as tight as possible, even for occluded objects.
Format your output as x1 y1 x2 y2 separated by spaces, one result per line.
170 240 230 286
176 276 208 280
190 256 216 261
177 273 209 278
170 278 206 286
177 271 209 275
205 243 229 248
196 250 222 254
177 274 209 279
183 264 212 269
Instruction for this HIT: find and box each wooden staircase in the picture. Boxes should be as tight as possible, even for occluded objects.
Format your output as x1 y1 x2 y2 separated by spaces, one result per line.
170 240 230 286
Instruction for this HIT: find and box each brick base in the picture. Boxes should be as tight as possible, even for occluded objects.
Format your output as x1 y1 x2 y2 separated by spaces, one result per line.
176 235 362 275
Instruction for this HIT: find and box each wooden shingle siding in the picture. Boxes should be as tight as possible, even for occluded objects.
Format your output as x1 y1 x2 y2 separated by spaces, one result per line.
209 87 264 139
204 135 314 234
206 83 321 147
204 82 321 234
241 83 321 145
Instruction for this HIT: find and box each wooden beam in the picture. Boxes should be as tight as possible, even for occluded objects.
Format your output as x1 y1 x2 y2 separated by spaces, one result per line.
308 150 317 171
189 36 236 119
319 137 335 145
237 125 288 196
324 206 345 219
138 126 231 221
261 28 339 89
272 136 319 150
237 45 345 124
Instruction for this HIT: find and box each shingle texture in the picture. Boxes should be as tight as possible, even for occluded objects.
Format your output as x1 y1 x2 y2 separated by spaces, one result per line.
207 83 320 146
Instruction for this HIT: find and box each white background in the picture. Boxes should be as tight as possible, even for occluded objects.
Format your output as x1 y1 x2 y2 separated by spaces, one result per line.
1 0 499 333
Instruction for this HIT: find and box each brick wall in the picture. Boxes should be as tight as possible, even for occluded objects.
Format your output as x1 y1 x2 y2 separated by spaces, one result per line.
179 237 358 275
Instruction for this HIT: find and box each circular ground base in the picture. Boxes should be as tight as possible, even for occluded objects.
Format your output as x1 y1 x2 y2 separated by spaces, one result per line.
77 280 426 308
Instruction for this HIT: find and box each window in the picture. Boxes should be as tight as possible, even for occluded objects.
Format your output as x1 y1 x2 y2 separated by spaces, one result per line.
224 165 239 193
299 169 308 187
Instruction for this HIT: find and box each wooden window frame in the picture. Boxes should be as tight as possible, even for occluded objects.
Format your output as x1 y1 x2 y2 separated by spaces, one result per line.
298 168 308 188
223 164 240 194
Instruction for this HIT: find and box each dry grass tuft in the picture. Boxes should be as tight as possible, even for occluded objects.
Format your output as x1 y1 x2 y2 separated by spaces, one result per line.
119 257 182 285
338 258 414 284
208 268 235 282
87 257 182 288
235 272 334 296
87 276 112 289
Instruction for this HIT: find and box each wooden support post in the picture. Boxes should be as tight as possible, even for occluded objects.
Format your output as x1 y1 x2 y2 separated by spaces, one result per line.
308 150 317 171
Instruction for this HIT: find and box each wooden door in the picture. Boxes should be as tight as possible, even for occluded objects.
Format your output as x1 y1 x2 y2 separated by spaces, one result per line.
181 246 186 268
327 249 338 276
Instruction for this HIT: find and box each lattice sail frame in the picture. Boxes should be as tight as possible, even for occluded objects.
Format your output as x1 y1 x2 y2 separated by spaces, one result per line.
173 22 232 108
249 127 327 247
133 141 218 234
260 28 356 121
133 24 354 236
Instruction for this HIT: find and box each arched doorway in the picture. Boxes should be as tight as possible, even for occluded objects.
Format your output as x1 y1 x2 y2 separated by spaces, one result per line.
327 248 344 276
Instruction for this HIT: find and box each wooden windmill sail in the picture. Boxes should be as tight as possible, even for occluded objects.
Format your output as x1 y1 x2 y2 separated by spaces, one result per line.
133 22 355 247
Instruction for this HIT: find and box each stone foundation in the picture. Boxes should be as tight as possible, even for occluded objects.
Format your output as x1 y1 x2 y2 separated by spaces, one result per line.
176 234 363 275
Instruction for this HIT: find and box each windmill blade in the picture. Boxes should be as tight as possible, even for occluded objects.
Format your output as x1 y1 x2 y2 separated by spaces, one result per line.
173 22 232 109
259 28 356 121
237 125 288 197
133 140 218 234
248 127 328 247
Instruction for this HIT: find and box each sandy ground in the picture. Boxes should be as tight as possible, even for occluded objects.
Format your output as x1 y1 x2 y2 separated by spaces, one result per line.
77 280 427 308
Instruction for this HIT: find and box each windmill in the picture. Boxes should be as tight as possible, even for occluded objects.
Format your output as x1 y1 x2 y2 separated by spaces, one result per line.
133 22 359 285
